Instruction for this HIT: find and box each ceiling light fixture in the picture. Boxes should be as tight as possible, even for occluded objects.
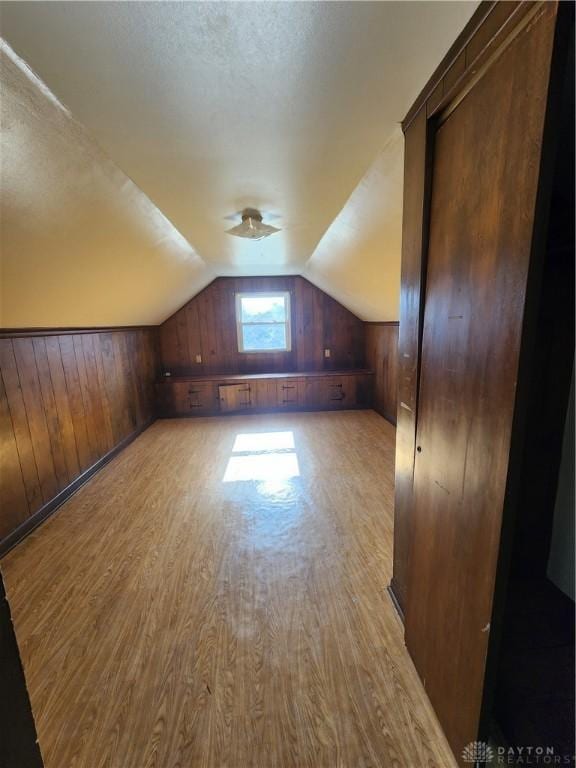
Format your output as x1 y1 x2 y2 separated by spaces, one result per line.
225 209 281 241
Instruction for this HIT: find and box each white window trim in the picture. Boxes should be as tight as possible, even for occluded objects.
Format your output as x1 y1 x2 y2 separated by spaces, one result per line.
235 291 292 353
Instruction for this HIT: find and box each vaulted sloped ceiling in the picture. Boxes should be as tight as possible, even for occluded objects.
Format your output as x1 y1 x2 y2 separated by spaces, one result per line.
0 1 478 327
304 127 405 321
0 41 213 327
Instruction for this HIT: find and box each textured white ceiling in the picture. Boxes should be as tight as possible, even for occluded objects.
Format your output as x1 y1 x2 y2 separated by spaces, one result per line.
0 40 214 327
0 1 478 324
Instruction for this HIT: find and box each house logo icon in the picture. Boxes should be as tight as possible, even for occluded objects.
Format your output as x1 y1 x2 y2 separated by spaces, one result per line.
462 741 494 763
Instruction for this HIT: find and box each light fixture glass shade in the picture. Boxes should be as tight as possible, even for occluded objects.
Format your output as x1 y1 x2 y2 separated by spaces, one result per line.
226 215 280 241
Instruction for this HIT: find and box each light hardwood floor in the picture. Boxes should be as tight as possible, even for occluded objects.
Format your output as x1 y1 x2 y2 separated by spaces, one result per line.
2 411 456 768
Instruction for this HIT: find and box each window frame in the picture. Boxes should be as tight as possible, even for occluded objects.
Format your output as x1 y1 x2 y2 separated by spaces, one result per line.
235 291 292 354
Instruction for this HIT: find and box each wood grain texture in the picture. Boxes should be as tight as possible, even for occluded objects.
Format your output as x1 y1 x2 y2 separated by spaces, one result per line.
364 324 398 425
391 107 429 614
158 371 373 418
2 412 457 768
404 4 558 762
159 277 366 376
0 329 159 548
402 1 537 130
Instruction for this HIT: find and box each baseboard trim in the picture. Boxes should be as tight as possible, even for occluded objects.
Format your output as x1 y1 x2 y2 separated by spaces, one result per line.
387 583 405 623
0 418 155 559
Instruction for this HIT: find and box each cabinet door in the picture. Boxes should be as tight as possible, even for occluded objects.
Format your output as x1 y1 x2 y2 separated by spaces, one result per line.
276 378 302 408
303 377 327 407
325 376 357 408
303 376 356 409
188 384 217 413
218 384 252 412
252 379 277 410
170 382 216 415
324 377 346 406
338 375 357 408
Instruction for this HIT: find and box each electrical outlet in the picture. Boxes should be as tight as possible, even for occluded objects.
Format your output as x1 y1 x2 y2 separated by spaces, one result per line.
195 354 202 363
324 349 331 358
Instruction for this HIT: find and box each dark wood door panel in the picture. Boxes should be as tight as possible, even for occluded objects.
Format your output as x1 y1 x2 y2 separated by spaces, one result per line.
404 4 558 762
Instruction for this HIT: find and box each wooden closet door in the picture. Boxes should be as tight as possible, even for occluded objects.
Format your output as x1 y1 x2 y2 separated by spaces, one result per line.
404 5 558 763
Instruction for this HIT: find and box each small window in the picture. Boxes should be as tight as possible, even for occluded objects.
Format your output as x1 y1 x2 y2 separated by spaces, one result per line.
235 292 291 353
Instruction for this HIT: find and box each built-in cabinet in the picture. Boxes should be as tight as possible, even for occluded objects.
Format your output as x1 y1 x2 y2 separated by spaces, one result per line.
158 371 372 417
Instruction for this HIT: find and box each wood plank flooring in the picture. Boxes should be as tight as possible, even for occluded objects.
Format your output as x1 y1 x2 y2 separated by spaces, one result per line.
1 411 456 768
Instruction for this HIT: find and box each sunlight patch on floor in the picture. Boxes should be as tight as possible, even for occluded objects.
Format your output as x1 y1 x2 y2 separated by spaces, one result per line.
224 430 300 482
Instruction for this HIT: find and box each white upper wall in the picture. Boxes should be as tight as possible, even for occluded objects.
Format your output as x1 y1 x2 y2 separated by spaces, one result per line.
304 128 404 321
0 1 478 326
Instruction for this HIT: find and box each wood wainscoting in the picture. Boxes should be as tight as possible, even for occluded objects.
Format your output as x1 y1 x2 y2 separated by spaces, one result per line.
365 323 399 425
0 328 159 553
159 276 366 376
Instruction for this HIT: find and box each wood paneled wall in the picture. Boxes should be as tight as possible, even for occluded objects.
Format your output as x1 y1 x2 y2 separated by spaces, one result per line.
365 323 399 425
0 328 158 551
159 277 366 375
